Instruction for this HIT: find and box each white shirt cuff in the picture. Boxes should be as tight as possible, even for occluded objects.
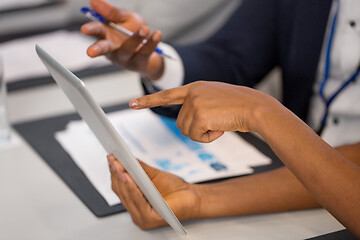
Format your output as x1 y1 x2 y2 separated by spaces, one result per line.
150 42 184 90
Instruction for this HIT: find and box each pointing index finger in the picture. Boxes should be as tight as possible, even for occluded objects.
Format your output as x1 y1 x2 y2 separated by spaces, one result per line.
129 85 191 109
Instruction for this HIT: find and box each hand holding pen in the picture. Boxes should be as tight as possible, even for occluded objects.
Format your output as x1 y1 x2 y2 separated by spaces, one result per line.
81 0 168 80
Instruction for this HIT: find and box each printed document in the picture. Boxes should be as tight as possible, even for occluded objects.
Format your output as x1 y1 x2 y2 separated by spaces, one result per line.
55 109 271 206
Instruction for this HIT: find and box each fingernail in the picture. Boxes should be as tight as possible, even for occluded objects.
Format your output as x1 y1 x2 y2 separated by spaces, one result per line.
85 25 94 32
139 27 147 37
110 163 117 173
129 100 139 108
92 45 101 54
152 31 160 42
119 171 127 183
107 154 114 163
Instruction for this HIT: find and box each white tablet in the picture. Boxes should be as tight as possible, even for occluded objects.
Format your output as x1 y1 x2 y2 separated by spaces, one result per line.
35 44 186 235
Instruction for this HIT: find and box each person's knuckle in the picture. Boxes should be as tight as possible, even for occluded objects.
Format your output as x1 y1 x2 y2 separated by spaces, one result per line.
189 134 199 142
139 95 150 107
196 110 210 127
131 217 142 228
195 108 206 118
140 222 150 230
138 224 148 230
160 89 171 102
176 118 181 129
136 218 150 230
141 217 157 230
192 110 201 122
193 80 206 88
126 185 134 195
191 95 202 107
180 127 188 136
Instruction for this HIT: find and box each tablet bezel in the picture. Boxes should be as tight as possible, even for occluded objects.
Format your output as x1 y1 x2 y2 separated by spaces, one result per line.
36 44 186 235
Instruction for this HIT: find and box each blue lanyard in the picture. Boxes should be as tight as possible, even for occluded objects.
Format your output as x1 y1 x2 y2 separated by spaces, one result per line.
318 0 360 134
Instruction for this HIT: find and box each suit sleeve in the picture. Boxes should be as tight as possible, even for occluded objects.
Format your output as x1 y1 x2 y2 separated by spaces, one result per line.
145 0 279 118
175 0 278 87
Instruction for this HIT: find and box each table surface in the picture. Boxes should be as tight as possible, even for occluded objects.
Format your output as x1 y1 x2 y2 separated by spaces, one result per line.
0 70 344 240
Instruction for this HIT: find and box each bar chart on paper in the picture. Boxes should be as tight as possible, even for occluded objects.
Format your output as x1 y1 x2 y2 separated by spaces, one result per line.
55 109 271 206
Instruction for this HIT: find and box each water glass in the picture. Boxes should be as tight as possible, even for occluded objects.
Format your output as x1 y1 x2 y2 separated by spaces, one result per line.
0 57 11 146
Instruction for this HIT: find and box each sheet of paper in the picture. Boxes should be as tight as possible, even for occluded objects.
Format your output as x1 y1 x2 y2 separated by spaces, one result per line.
55 109 271 206
0 30 111 83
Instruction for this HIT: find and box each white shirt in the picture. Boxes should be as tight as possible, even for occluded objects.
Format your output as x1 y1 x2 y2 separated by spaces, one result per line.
145 0 360 147
307 0 360 147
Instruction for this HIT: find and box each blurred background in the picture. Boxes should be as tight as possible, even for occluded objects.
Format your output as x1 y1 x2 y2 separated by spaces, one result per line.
0 0 249 95
0 0 281 105
0 0 241 44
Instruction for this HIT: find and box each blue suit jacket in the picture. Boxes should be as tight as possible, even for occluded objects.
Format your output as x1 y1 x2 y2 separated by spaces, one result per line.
146 0 332 121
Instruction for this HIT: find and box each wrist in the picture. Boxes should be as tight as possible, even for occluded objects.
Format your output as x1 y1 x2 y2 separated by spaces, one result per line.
143 55 165 80
188 182 231 219
146 43 184 87
186 183 216 219
249 95 284 136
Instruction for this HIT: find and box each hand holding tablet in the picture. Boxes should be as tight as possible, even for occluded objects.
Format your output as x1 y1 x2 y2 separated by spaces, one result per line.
36 45 186 235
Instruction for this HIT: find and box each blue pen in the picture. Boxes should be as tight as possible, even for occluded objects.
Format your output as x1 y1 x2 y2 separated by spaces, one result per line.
81 7 174 59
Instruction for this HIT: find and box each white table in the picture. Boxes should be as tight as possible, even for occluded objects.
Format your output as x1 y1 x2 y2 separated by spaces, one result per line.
0 70 344 239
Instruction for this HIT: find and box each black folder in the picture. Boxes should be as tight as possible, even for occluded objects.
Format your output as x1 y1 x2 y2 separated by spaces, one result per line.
306 229 358 240
14 104 127 217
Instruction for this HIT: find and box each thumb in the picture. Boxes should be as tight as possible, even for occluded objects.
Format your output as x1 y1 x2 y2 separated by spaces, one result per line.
200 130 224 143
138 160 162 180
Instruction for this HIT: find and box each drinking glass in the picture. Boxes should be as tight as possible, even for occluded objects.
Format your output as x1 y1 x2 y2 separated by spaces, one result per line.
0 57 11 146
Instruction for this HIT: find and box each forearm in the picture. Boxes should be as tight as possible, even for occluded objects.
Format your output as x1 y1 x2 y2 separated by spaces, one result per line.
254 101 360 236
192 166 320 219
130 81 360 234
336 142 360 165
192 141 360 219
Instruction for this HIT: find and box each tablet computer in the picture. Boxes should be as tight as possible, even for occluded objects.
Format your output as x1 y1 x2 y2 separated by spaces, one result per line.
35 44 186 235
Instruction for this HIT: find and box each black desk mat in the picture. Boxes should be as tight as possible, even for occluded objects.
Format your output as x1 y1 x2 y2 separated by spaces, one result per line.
14 104 127 217
306 229 358 240
7 64 121 92
13 104 285 217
